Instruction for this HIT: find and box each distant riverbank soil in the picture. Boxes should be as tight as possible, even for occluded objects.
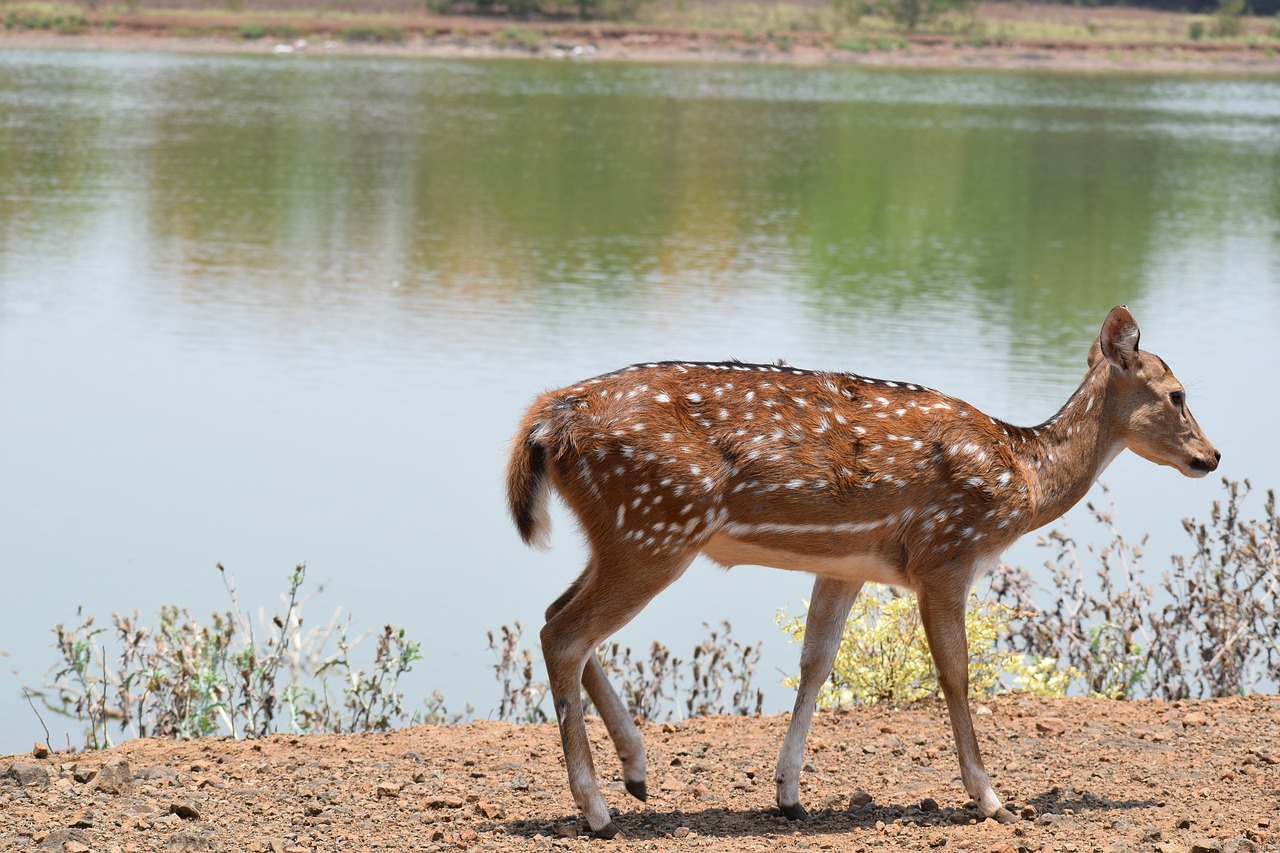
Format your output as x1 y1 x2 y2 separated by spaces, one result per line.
2 3 1280 72
2 694 1278 852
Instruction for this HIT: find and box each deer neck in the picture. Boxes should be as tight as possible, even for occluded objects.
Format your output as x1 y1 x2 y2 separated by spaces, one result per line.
1018 364 1125 530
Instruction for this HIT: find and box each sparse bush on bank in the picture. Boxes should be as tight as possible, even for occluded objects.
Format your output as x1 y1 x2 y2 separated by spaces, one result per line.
993 478 1279 701
25 478 1278 749
27 564 428 750
486 620 763 724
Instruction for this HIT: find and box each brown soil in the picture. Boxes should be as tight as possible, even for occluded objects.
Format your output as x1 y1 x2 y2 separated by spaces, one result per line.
2 3 1279 72
3 694 1278 852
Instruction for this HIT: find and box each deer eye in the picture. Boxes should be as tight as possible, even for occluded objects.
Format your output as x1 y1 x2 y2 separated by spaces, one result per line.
1170 390 1185 408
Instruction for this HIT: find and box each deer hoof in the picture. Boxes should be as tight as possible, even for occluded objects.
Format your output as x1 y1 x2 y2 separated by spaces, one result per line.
780 802 809 821
990 807 1018 824
593 821 624 840
625 779 648 802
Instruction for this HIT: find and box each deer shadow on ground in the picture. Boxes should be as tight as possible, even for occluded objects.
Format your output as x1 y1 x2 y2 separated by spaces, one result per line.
493 788 1162 840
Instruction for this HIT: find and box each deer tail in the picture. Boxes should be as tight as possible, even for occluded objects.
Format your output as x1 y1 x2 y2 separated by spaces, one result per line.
507 414 553 549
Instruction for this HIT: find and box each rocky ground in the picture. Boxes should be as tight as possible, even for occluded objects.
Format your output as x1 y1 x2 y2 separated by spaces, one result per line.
2 694 1277 852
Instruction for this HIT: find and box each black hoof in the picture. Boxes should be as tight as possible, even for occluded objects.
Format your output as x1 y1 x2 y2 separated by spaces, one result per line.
780 802 809 821
593 821 624 840
625 779 648 802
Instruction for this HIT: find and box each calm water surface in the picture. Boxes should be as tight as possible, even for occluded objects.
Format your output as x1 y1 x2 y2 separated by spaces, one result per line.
1 50 1277 751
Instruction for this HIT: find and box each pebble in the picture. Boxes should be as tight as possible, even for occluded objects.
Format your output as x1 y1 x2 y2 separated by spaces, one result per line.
170 802 202 820
475 799 505 819
1036 718 1068 737
7 761 50 787
1182 711 1209 727
426 795 465 809
1189 841 1224 853
31 743 49 759
849 790 873 809
87 756 133 794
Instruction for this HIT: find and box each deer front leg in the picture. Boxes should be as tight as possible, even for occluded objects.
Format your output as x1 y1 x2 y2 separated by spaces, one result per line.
917 580 1017 823
776 576 863 820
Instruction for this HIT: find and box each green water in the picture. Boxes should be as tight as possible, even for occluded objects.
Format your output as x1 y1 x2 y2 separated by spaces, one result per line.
0 51 1276 746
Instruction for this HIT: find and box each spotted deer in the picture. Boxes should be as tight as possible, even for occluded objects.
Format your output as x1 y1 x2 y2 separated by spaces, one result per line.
506 306 1219 837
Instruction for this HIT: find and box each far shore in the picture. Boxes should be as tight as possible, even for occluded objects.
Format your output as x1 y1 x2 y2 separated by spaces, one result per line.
3 4 1280 73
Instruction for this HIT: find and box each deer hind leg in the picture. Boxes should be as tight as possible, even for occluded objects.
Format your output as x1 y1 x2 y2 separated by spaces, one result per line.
775 576 863 820
916 579 1017 823
545 568 649 805
541 552 694 838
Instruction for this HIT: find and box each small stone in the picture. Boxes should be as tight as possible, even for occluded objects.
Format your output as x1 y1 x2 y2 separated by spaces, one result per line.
64 843 90 853
1182 711 1209 727
555 823 579 838
1142 828 1162 842
849 790 873 809
426 795 465 809
1189 841 1223 853
70 811 94 828
1035 718 1067 737
31 743 49 759
86 756 132 795
375 783 400 798
458 828 479 843
428 829 445 842
1020 805 1037 820
36 829 88 851
1178 818 1194 829
475 799 504 819
819 793 845 810
170 802 202 820
673 826 691 838
920 797 939 812
165 830 219 852
8 761 50 787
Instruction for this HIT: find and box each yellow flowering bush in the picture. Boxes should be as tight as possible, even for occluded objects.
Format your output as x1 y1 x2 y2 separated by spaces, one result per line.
777 585 1072 706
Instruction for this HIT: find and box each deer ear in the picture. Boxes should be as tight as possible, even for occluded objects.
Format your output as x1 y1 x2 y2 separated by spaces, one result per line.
1096 305 1140 372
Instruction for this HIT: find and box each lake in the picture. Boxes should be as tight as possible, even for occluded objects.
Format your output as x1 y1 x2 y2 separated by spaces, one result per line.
0 49 1277 753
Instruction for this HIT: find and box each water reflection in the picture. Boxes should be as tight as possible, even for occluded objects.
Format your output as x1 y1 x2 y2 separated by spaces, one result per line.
0 50 1277 751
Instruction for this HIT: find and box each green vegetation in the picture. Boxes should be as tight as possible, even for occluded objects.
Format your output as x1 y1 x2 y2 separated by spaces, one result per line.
487 620 763 724
993 480 1279 701
28 480 1279 747
236 21 299 40
3 2 87 32
777 592 1026 706
341 24 406 42
1213 0 1247 36
28 565 429 750
495 25 543 50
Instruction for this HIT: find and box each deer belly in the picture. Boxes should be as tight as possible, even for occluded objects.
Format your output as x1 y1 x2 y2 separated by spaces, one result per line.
700 533 905 585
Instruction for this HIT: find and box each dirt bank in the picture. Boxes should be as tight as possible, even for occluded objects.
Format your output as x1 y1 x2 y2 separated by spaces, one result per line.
2 3 1279 72
3 694 1277 852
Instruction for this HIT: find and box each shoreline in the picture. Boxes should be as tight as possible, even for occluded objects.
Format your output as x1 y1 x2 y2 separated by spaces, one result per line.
4 16 1280 73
